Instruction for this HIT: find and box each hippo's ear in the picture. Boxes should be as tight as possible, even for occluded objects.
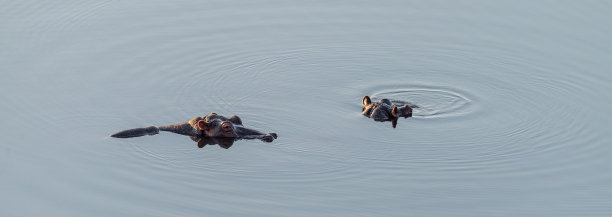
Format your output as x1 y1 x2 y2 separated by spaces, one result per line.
228 115 242 125
363 96 372 106
197 120 208 130
391 105 399 118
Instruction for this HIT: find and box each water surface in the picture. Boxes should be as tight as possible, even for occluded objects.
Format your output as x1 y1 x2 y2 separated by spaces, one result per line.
2 1 612 216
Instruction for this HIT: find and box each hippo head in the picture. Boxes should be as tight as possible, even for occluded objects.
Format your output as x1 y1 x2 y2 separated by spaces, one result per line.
363 96 412 118
362 96 412 127
196 113 239 137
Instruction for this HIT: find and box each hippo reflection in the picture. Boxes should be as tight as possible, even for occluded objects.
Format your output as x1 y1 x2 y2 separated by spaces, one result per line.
110 112 277 142
190 136 238 149
362 95 413 128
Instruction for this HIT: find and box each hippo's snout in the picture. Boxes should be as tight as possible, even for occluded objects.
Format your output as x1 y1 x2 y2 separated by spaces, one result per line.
221 121 234 134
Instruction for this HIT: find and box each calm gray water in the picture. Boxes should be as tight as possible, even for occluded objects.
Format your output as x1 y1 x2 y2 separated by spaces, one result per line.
2 1 612 216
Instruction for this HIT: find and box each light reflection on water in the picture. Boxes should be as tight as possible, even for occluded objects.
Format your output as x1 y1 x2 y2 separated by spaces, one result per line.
1 1 612 217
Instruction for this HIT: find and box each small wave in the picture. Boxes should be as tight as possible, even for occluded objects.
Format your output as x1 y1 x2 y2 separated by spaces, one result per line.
369 85 476 119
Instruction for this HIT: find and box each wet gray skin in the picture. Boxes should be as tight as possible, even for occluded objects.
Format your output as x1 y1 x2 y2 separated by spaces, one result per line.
362 95 412 127
110 112 277 142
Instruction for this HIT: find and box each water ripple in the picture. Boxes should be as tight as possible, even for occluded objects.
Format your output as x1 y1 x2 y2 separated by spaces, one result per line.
369 85 475 119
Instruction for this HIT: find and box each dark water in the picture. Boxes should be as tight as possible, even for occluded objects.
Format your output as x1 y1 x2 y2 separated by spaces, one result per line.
2 1 612 216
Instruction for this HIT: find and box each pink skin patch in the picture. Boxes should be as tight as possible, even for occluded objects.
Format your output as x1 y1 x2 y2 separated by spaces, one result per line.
221 121 233 135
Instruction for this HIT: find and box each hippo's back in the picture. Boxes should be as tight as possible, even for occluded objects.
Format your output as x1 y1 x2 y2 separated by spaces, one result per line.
110 126 159 138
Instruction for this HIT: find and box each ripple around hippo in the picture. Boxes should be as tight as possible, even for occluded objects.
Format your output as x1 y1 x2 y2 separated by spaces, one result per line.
369 86 475 119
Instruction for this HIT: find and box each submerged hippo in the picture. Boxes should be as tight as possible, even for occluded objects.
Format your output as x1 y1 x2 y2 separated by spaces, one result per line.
362 95 412 128
110 112 277 142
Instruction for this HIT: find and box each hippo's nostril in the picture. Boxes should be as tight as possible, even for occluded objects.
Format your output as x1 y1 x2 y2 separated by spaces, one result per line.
221 121 233 131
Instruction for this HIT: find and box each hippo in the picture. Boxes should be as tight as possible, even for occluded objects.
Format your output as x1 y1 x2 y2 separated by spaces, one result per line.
361 95 412 128
110 112 277 142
